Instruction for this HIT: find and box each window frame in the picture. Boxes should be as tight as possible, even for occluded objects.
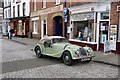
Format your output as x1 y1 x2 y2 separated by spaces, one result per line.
42 0 46 8
23 3 26 16
33 20 38 34
34 0 36 11
55 0 60 5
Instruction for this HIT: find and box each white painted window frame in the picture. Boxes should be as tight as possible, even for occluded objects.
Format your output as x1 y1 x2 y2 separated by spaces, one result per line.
34 0 36 11
42 0 46 8
33 20 38 34
55 0 60 5
41 20 47 39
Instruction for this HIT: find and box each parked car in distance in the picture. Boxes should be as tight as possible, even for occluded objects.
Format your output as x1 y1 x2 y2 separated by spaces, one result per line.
31 36 95 66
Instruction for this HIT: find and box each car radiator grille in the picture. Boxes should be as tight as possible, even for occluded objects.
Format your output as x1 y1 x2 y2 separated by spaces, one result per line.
79 48 87 56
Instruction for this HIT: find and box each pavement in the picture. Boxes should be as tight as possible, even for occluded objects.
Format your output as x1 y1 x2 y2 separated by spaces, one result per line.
2 36 120 67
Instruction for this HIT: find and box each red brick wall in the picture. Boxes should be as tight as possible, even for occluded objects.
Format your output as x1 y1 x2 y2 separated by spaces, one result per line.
110 2 120 25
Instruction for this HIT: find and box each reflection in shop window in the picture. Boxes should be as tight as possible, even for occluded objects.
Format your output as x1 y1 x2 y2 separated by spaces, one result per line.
73 20 95 42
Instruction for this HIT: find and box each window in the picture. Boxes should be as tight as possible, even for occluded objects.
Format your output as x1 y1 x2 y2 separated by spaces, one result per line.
42 0 46 8
13 6 15 17
34 0 36 11
101 12 109 20
8 8 10 18
33 21 38 34
23 3 25 16
5 10 7 18
8 0 10 6
55 0 60 5
18 5 20 17
71 13 95 42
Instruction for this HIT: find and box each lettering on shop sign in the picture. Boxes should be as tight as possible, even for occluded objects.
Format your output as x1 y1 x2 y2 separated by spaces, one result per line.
117 6 120 11
31 5 63 17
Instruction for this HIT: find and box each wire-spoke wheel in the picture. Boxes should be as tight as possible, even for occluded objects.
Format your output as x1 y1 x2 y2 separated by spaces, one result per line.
63 51 73 66
35 46 43 58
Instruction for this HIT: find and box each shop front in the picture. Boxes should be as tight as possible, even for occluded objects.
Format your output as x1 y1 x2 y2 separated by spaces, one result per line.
69 9 97 51
68 2 112 51
10 17 30 37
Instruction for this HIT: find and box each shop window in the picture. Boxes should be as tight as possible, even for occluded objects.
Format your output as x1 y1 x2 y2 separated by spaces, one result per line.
73 20 95 42
101 12 109 20
33 21 38 34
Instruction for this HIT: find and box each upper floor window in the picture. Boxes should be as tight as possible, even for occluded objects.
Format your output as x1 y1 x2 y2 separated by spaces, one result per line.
13 6 15 17
8 8 10 18
55 0 60 5
34 0 36 11
42 0 46 8
101 12 109 20
8 0 10 6
23 3 26 16
13 0 15 3
17 5 20 17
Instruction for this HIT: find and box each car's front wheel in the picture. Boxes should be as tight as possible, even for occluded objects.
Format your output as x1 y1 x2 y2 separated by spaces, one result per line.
35 46 43 58
62 51 73 66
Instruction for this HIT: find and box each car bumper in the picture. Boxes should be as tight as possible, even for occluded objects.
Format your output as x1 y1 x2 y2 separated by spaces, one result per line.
73 55 95 61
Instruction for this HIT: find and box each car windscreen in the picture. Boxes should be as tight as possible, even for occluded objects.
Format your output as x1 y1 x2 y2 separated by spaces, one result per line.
52 38 68 43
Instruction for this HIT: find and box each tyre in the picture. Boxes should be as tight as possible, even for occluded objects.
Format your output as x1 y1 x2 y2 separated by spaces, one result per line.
62 51 73 66
35 46 43 58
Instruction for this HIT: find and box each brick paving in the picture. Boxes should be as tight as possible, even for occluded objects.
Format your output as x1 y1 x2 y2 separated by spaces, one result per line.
2 63 118 78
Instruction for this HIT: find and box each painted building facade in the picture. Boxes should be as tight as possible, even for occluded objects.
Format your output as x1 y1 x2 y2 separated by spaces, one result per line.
3 0 11 35
10 0 30 37
0 2 3 33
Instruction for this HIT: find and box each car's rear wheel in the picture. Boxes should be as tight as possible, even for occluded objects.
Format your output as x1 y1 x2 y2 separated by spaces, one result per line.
62 51 73 66
35 46 43 58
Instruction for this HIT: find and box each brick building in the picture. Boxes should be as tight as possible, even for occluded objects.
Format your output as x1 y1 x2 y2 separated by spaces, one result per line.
30 1 120 53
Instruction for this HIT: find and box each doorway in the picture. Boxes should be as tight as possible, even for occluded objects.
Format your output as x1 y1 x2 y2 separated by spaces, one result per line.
53 16 63 36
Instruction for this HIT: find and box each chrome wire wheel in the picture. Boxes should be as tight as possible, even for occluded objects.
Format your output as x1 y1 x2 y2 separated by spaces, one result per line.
35 46 43 58
63 51 73 66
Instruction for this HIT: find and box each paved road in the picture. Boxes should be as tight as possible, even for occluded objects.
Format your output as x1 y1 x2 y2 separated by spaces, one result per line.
1 39 119 78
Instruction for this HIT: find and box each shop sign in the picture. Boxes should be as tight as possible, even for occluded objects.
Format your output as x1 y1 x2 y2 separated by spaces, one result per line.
31 5 63 17
71 12 94 21
117 6 120 11
31 17 39 21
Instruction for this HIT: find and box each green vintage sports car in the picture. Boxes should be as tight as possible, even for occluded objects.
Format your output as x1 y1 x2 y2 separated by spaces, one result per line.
32 36 95 66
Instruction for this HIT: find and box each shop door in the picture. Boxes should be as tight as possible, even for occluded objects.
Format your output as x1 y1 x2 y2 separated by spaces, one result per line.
99 21 109 51
110 25 117 50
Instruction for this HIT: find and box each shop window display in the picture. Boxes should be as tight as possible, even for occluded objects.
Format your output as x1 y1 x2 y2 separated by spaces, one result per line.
73 20 94 42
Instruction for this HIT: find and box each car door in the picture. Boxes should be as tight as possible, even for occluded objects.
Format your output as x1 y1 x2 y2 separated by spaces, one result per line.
44 40 53 55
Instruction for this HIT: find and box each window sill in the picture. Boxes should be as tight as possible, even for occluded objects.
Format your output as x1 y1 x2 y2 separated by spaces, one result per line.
32 32 38 34
69 39 97 45
55 3 61 6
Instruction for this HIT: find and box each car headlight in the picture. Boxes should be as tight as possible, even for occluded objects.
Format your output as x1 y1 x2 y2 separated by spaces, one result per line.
75 49 80 54
87 48 91 53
